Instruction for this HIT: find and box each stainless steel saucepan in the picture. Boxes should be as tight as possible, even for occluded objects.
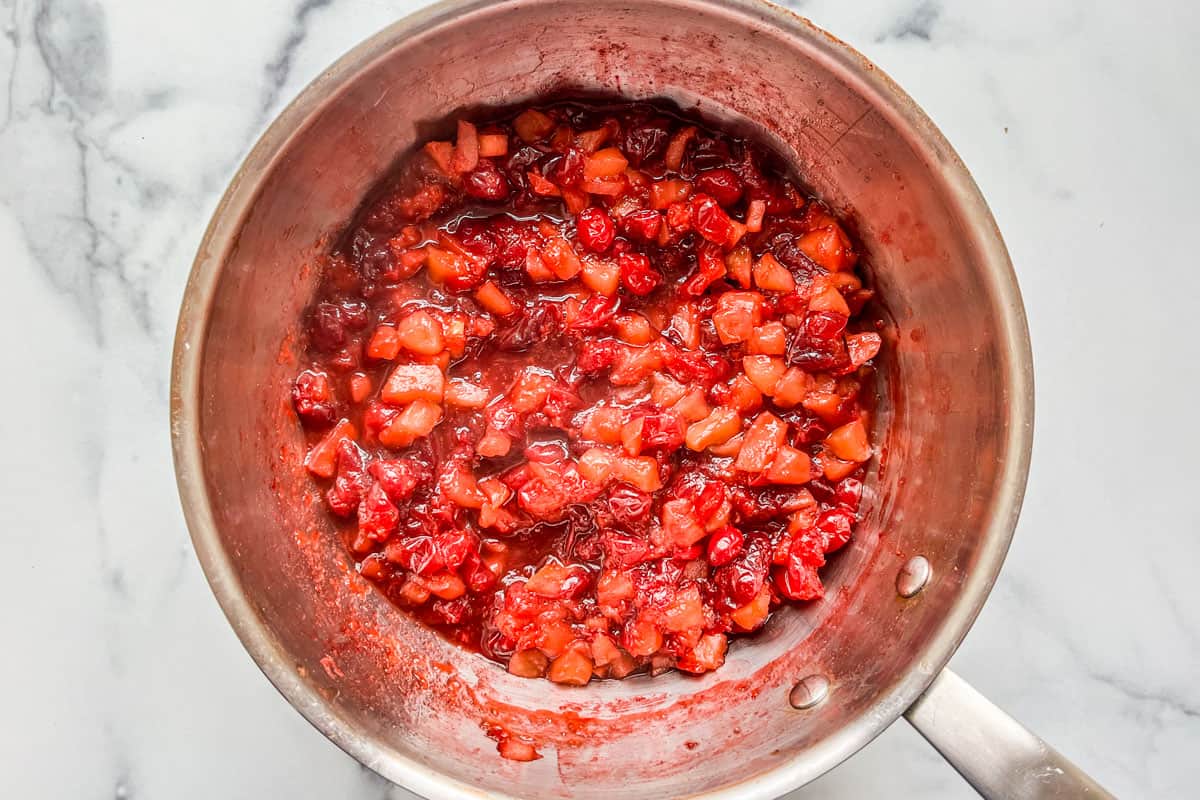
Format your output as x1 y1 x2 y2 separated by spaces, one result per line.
171 1 1112 796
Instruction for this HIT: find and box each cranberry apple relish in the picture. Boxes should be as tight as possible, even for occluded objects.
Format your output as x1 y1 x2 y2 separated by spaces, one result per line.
290 102 881 685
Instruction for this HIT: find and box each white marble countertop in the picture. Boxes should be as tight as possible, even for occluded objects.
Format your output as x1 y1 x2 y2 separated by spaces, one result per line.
3 0 1197 797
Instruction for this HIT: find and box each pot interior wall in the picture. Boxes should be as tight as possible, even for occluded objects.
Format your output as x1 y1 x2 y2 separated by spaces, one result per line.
194 1 1022 797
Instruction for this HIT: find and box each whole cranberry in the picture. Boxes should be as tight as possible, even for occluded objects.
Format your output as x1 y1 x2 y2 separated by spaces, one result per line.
608 485 653 527
547 148 585 186
706 526 744 567
576 207 616 253
816 508 855 553
309 302 348 352
618 252 662 296
695 168 744 206
464 160 511 200
621 117 672 165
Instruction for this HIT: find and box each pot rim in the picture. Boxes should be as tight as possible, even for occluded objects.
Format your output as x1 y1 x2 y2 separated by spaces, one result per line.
169 1 1034 797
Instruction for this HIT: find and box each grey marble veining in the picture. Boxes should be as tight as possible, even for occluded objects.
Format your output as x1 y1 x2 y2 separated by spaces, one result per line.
2 0 1197 797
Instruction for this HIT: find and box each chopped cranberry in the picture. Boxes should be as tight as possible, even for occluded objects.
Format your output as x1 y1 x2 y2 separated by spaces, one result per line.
292 369 337 429
620 209 663 242
695 168 743 206
834 477 864 511
327 439 371 516
576 207 616 253
358 483 399 542
691 195 734 244
547 148 586 186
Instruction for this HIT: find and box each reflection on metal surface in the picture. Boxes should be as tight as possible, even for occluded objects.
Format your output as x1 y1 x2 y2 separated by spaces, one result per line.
896 555 932 598
789 675 831 710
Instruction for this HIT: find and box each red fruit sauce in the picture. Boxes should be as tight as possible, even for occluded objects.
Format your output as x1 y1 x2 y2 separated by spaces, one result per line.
290 101 881 687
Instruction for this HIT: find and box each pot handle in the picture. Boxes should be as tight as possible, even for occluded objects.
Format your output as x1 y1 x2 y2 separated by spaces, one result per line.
903 668 1114 799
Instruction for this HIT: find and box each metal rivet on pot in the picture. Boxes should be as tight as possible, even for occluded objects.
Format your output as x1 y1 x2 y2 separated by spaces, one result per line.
789 674 830 710
896 555 931 598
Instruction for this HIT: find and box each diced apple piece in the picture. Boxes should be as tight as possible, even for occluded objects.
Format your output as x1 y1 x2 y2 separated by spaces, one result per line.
366 324 401 360
514 109 555 142
677 632 727 673
663 585 706 632
726 374 764 414
394 309 445 356
730 586 771 631
709 432 743 458
822 454 859 481
423 140 454 174
826 419 871 462
752 253 796 292
620 417 644 456
735 412 787 472
509 369 554 413
581 257 620 296
548 644 594 686
348 373 372 403
450 119 479 173
671 387 711 423
742 355 786 395
508 649 549 678
846 332 882 368
712 291 764 344
477 133 509 157
583 147 629 180
441 461 486 508
444 378 489 408
577 447 618 486
662 499 706 547
381 363 445 405
623 617 663 657
798 223 855 272
543 236 583 280
748 321 787 355
613 456 662 492
474 281 516 316
615 313 654 345
596 570 635 610
766 445 813 484
537 619 577 658
650 178 692 209
808 278 851 315
685 407 741 452
725 246 753 288
589 633 623 667
582 407 625 444
379 400 442 447
304 418 357 478
744 199 766 233
767 370 805 409
665 126 698 171
425 246 483 289
476 428 512 458
651 373 687 407
424 572 466 600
